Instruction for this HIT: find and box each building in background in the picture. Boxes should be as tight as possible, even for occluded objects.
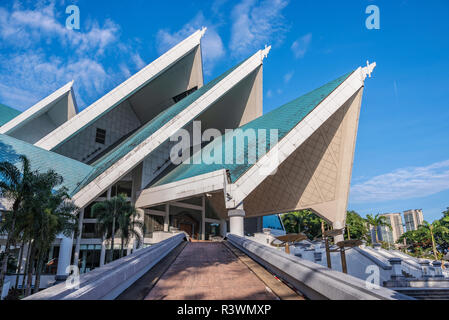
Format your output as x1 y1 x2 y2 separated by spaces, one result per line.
378 213 404 245
404 209 424 232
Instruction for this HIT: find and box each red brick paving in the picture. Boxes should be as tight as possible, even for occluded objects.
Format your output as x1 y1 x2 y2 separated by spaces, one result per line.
144 242 278 300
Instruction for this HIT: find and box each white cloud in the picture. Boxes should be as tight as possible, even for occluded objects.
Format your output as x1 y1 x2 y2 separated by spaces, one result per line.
0 1 144 110
266 89 273 98
156 12 225 75
229 0 289 57
291 33 312 59
0 4 118 56
131 53 146 70
283 70 294 83
350 160 449 203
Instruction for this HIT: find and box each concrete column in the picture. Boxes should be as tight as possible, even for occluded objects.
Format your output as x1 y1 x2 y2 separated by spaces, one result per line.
201 196 206 240
228 204 245 237
220 219 227 238
333 221 344 243
419 259 431 278
256 216 263 233
388 258 403 279
100 238 106 267
73 208 84 268
164 203 170 232
48 245 54 260
432 261 444 278
55 234 74 282
81 250 87 274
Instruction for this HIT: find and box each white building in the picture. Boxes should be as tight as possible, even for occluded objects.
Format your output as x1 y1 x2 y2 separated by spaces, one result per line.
0 28 377 292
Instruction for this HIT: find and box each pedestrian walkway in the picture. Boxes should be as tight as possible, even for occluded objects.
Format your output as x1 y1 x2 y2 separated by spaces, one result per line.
145 242 278 300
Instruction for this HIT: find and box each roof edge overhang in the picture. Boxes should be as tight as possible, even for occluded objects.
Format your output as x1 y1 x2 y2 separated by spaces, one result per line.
35 28 208 151
135 169 227 208
0 81 74 135
70 48 270 209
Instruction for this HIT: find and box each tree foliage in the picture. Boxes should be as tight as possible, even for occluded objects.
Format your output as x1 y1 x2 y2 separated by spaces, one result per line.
345 210 371 242
398 212 449 259
93 194 143 262
0 156 78 297
365 213 391 243
281 210 329 240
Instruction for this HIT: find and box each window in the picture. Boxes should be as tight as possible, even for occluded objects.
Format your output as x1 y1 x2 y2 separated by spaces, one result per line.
111 181 133 198
95 128 106 144
172 86 198 103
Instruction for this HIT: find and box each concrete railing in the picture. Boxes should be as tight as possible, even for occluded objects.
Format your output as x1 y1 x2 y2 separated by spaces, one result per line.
25 233 186 300
227 234 413 300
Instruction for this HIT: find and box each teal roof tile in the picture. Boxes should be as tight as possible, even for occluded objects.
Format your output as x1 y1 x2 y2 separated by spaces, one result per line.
152 71 353 187
0 103 21 126
0 134 93 196
72 59 246 194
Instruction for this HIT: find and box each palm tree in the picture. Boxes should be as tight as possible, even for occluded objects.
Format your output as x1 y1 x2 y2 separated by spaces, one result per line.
419 220 449 261
365 214 391 243
117 205 144 258
19 170 78 296
92 194 133 263
0 155 33 295
282 212 301 234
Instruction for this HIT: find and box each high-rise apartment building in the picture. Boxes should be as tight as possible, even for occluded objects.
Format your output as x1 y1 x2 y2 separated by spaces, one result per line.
377 213 404 244
403 209 424 232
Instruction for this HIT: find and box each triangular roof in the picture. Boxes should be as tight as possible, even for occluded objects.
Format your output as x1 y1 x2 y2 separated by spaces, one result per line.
72 59 244 195
0 103 21 127
70 48 269 208
152 71 353 187
0 81 76 136
35 29 207 151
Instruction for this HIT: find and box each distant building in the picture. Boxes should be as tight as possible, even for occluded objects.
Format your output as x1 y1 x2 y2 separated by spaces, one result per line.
404 209 424 232
379 213 404 244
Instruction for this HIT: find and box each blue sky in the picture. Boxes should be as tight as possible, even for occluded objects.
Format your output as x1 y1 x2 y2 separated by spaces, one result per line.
0 0 448 222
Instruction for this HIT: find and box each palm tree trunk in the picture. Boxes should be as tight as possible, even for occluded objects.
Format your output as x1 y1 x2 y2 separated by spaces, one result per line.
430 226 438 261
25 244 36 297
120 236 124 259
21 240 32 295
375 228 379 243
33 250 45 294
109 217 115 263
0 206 17 293
14 240 25 290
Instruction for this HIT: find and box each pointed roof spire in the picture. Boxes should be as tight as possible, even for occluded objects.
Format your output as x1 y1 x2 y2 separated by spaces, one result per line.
260 45 271 61
362 61 376 79
199 27 207 38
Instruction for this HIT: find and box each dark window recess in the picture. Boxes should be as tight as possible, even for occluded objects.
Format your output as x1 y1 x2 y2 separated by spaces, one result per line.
95 128 106 144
172 86 198 103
